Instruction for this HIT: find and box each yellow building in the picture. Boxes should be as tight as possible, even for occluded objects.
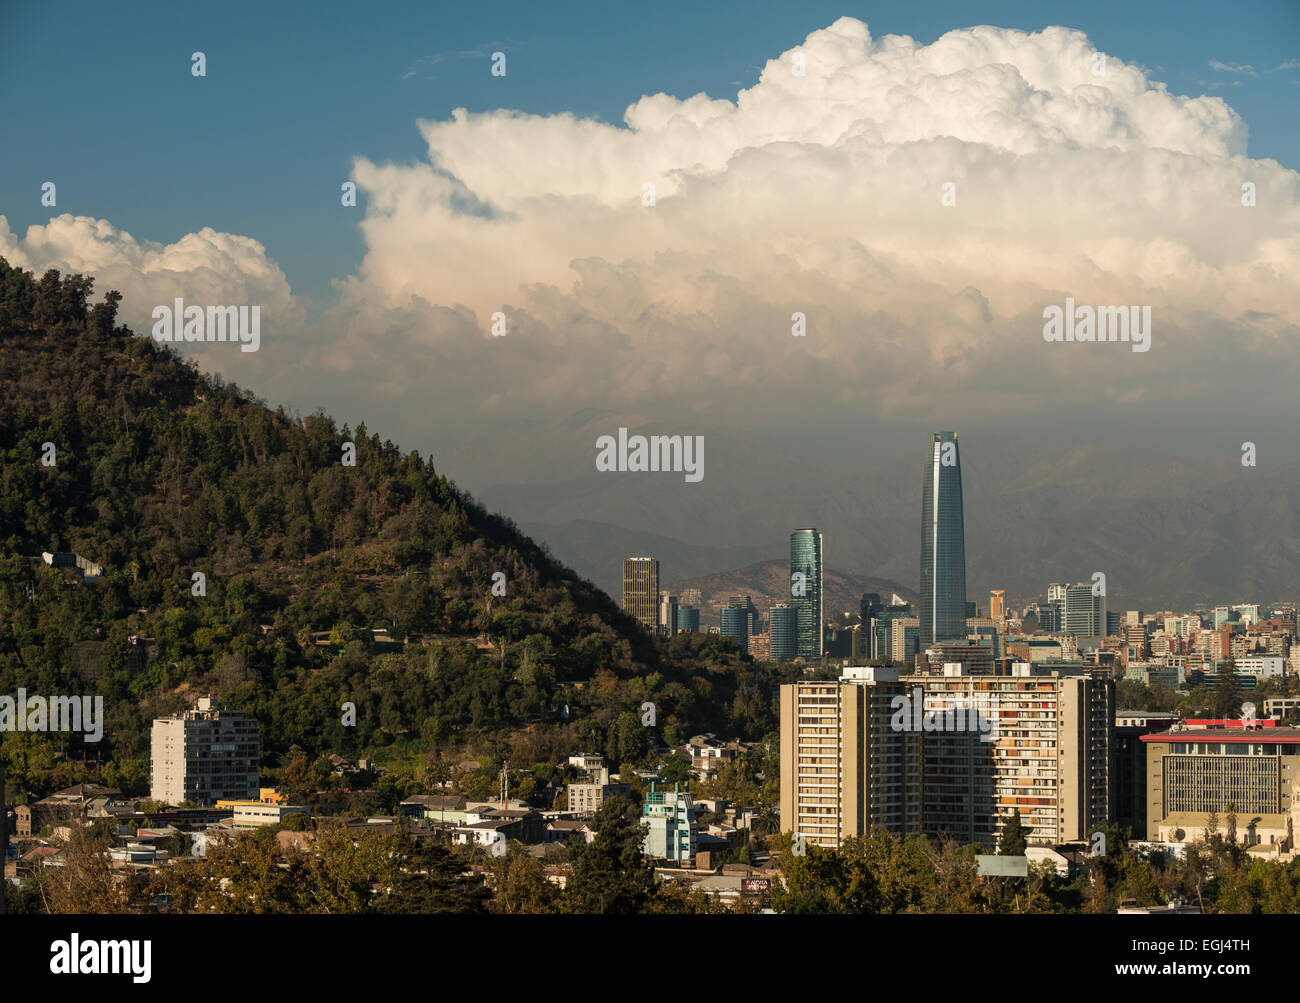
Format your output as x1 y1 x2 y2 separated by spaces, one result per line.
779 662 1114 849
780 667 922 847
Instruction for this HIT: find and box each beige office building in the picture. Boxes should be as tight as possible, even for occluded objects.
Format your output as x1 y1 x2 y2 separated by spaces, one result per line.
890 617 920 664
910 665 1114 846
622 557 660 631
780 667 922 847
567 781 631 817
150 697 260 806
1142 726 1300 848
779 663 1114 849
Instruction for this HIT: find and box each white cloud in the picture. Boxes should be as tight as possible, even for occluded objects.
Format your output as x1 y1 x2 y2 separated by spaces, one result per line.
4 19 1298 487
1 214 297 327
1209 60 1260 77
337 17 1296 440
0 213 305 384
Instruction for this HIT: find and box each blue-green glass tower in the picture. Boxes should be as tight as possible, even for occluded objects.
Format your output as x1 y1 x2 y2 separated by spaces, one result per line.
720 604 750 654
770 603 799 661
789 528 823 660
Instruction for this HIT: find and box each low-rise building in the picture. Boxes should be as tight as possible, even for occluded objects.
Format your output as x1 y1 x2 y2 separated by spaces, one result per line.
643 783 698 863
1142 725 1300 851
1230 656 1286 679
14 784 125 837
1265 697 1300 722
567 781 631 817
399 795 468 824
544 819 595 844
224 802 309 829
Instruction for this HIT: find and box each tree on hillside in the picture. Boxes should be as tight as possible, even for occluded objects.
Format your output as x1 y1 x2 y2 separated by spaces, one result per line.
563 796 656 914
376 835 489 914
997 809 1027 855
490 847 559 914
1213 660 1243 719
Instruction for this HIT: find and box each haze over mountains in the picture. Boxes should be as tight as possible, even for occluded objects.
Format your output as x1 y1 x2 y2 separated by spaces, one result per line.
663 560 918 628
478 410 1300 613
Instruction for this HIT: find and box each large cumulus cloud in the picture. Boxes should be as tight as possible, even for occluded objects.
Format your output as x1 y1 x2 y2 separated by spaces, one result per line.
334 16 1298 446
0 213 303 388
4 18 1298 488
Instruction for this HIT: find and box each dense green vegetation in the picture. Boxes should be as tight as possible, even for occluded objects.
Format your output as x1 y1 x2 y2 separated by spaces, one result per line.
1117 670 1300 722
771 819 1300 914
12 795 733 915
17 801 1300 915
0 260 798 806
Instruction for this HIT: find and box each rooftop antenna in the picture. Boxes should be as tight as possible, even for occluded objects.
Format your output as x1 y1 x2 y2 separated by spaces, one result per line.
500 760 509 811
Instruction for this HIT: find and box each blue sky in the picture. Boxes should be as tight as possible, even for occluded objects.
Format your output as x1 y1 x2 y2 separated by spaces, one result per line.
2 0 1297 305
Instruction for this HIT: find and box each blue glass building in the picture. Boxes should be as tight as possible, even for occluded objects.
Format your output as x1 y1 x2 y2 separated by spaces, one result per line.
720 604 751 654
770 603 799 661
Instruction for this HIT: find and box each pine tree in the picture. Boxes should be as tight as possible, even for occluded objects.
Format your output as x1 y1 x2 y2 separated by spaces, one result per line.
563 796 656 913
997 808 1028 855
1214 659 1242 718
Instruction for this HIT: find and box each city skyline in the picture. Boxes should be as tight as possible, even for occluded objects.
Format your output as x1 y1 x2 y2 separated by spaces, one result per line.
4 0 1300 947
3 8 1299 613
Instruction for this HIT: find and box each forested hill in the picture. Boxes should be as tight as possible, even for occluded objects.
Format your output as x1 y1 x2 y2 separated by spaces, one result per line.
0 261 784 800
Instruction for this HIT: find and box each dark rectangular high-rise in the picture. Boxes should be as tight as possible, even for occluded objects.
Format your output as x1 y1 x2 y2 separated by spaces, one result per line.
622 557 660 631
919 431 967 645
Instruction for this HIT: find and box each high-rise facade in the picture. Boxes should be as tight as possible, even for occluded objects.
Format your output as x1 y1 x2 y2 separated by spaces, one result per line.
621 557 660 631
675 606 700 633
778 663 1114 849
919 432 967 645
720 604 751 654
873 602 912 662
779 667 922 847
891 617 920 667
150 697 260 805
790 529 824 660
770 603 799 661
1064 582 1105 637
909 665 1114 846
659 592 679 637
1036 603 1061 632
730 595 761 637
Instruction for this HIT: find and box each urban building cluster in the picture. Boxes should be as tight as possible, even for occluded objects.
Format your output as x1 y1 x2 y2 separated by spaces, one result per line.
9 433 1297 907
622 431 1300 862
4 698 776 904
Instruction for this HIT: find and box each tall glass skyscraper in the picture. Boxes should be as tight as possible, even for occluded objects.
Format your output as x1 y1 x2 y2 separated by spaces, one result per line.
770 603 799 661
790 528 824 660
720 604 751 654
919 432 967 645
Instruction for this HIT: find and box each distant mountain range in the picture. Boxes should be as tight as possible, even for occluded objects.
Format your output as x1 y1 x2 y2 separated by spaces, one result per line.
663 559 918 628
